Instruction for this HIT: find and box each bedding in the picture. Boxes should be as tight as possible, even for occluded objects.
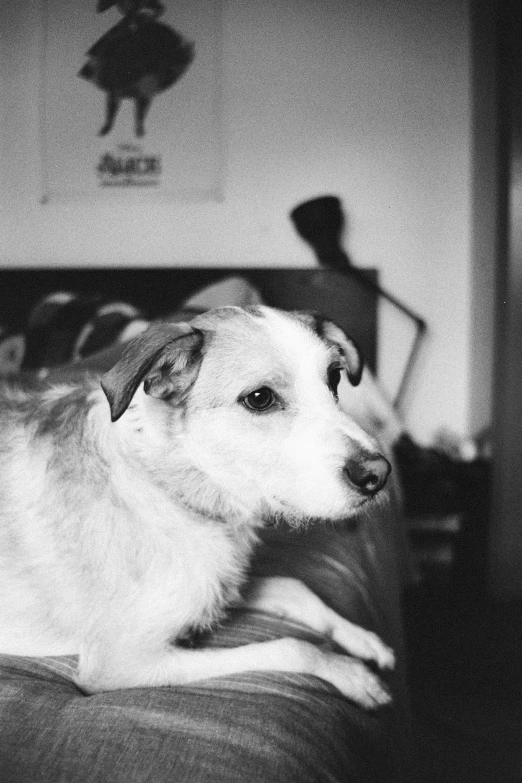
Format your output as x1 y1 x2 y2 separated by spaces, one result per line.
0 271 414 782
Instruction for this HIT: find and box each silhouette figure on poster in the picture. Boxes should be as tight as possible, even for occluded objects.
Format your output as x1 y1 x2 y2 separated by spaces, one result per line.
79 0 194 137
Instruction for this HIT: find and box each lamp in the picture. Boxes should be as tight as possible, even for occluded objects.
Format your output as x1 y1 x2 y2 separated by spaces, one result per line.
290 195 427 410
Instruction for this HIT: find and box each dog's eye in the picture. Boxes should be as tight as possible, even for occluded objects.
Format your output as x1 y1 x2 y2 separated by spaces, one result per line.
327 364 343 398
242 387 276 412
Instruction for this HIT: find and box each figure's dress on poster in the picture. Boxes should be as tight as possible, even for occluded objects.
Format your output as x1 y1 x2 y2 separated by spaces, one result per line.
79 14 194 98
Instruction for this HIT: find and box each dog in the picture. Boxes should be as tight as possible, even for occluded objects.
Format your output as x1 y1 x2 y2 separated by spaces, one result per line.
0 305 394 708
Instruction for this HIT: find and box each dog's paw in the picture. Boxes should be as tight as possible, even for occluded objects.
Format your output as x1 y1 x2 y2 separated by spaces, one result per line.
315 650 392 709
245 578 396 673
331 620 395 671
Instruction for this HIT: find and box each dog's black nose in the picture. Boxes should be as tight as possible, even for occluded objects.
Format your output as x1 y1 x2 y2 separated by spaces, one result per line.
344 453 391 497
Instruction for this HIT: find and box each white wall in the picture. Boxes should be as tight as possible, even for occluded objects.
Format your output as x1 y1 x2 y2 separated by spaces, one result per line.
0 0 472 443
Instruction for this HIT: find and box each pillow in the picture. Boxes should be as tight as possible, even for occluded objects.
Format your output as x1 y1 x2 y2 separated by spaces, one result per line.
180 275 264 311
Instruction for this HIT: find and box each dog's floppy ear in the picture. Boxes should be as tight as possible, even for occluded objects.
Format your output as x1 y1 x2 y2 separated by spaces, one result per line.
100 322 205 422
292 311 364 387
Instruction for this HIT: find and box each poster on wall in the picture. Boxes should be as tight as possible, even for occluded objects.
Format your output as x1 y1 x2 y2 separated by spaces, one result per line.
40 0 222 202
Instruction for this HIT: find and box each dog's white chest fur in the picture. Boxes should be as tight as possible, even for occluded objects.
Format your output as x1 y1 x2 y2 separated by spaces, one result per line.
0 384 258 656
0 482 257 656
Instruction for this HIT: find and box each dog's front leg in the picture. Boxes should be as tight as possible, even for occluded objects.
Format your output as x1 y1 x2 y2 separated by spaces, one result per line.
75 635 391 710
243 576 395 671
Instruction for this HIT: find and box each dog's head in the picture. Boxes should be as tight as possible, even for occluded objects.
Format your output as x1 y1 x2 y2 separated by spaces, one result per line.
100 306 390 524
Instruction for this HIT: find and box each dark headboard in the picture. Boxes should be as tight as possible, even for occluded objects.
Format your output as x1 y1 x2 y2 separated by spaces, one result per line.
0 267 378 371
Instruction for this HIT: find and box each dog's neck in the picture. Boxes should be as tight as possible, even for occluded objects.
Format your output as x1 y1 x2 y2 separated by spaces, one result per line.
165 459 264 531
170 487 256 527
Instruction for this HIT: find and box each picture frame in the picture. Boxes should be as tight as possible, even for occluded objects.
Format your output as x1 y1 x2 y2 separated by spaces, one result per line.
39 0 223 203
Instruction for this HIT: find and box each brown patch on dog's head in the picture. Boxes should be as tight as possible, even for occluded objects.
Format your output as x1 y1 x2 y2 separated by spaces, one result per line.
290 311 363 386
101 322 205 422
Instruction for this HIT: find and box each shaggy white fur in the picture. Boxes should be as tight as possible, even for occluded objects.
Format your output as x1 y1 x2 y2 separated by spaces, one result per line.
0 306 393 707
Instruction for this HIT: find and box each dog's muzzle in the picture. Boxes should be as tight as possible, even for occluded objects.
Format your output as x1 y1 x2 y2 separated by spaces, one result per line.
344 452 391 497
